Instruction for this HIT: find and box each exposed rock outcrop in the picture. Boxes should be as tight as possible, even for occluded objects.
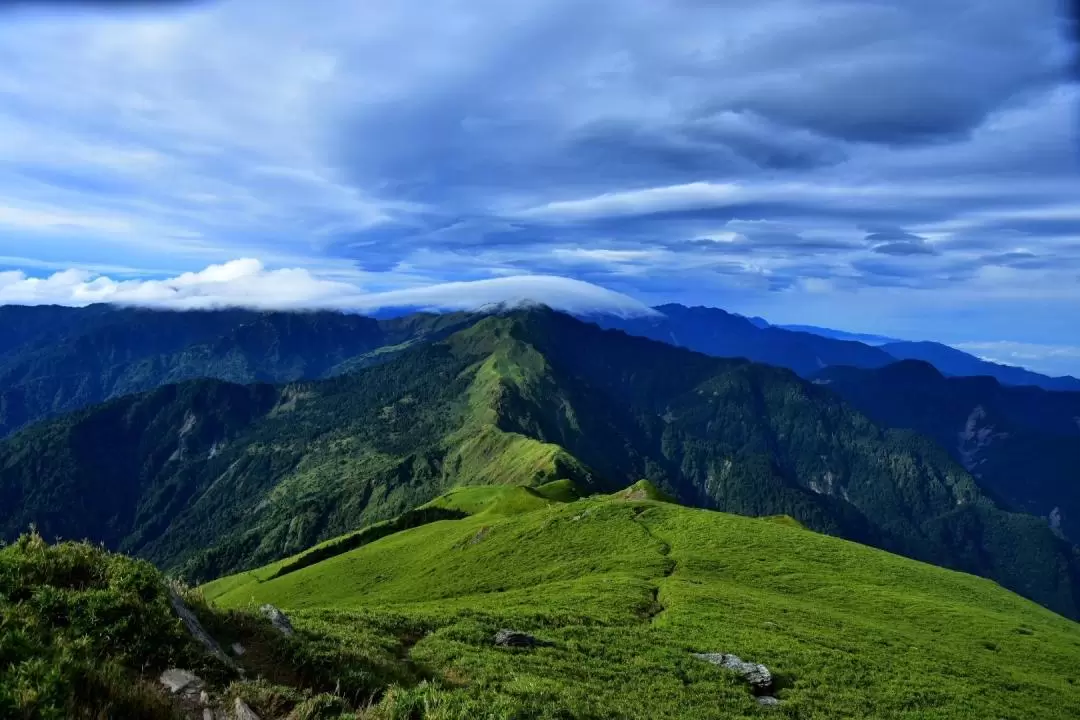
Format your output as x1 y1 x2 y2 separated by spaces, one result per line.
494 629 549 648
260 604 295 636
168 588 237 671
233 697 262 720
692 651 776 700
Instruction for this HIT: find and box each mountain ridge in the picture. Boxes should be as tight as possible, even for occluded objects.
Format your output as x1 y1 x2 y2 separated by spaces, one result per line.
2 307 1078 619
817 360 1080 543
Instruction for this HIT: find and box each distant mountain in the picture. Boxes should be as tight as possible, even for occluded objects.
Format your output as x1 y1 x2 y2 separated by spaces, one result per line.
1 308 1077 618
778 324 899 346
597 304 1080 392
0 304 476 438
880 340 1080 392
817 360 1080 542
595 304 897 377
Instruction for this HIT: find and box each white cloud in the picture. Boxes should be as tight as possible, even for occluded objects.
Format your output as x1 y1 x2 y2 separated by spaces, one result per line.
514 179 1071 223
955 341 1080 365
949 340 1080 377
551 248 664 264
517 183 744 222
0 259 657 317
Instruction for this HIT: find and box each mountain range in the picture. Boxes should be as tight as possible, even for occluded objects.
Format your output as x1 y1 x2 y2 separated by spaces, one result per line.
0 304 473 439
3 303 1077 445
2 307 1078 620
602 304 1080 391
817 360 1080 543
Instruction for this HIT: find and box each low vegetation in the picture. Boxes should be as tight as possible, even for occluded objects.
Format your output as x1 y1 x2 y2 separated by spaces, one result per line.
204 483 1080 719
4 483 1080 718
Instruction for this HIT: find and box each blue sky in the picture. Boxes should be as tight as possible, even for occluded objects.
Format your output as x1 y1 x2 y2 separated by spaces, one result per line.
0 0 1078 373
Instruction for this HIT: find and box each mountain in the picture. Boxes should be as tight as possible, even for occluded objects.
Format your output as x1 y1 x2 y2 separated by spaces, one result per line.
880 340 1080 391
816 360 1080 542
599 303 1080 392
0 304 475 438
11 488 1080 718
595 304 897 376
1 308 1077 618
778 323 899 345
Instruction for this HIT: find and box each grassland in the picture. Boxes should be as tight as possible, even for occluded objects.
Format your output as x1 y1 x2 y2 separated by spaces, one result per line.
205 484 1080 719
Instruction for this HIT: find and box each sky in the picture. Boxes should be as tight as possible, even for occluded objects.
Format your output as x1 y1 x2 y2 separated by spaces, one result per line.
0 1 1078 374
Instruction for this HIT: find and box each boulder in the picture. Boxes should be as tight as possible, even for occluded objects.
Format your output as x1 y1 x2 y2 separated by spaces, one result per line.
234 698 262 720
494 629 547 648
259 604 295 636
168 588 237 670
691 652 775 696
160 668 204 696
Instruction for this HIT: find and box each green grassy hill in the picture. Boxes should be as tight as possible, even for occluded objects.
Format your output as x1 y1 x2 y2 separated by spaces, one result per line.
200 485 1080 719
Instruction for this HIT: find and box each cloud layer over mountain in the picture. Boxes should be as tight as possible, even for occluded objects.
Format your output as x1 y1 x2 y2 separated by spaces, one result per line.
0 0 1076 367
0 259 657 316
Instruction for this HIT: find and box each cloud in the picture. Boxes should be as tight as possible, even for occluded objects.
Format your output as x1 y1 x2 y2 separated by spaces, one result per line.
0 259 658 317
0 0 1076 362
868 231 938 256
512 179 1069 225
954 340 1080 377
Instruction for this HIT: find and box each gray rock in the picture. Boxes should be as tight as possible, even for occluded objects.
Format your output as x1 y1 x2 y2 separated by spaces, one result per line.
691 652 775 695
757 696 780 707
231 642 246 656
494 629 547 648
160 668 204 695
234 697 262 720
259 604 295 636
168 588 237 670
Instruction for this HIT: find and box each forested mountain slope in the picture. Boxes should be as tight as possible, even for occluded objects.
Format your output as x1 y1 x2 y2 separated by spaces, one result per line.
1 309 1077 618
818 360 1080 542
0 304 475 438
881 340 1080 392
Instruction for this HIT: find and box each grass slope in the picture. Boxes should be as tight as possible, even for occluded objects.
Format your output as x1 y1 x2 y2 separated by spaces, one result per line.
206 487 1080 719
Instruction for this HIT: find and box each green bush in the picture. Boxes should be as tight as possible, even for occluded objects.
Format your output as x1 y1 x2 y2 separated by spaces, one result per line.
0 532 206 719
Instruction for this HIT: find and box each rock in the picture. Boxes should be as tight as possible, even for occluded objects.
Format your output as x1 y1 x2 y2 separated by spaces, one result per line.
231 642 246 656
757 696 780 707
234 697 262 720
200 690 211 705
692 652 775 696
168 588 237 671
160 668 205 696
493 629 547 648
203 709 214 720
259 604 295 636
